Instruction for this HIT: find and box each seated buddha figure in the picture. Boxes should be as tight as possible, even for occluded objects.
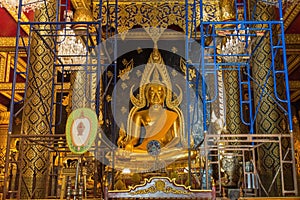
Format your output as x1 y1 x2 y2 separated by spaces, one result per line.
124 81 180 153
116 48 196 161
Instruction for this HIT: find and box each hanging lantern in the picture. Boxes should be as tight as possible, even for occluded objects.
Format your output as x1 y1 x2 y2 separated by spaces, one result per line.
57 10 86 72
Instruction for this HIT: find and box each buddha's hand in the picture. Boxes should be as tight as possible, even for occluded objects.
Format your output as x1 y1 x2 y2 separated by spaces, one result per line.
125 143 134 152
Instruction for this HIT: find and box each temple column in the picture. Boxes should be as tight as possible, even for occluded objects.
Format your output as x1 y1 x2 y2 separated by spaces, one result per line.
68 70 97 111
67 0 96 112
224 70 248 135
222 5 248 137
221 68 248 188
251 1 287 196
20 0 56 198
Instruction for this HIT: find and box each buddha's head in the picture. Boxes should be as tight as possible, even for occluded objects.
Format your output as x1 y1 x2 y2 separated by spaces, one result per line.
130 51 181 110
145 83 166 106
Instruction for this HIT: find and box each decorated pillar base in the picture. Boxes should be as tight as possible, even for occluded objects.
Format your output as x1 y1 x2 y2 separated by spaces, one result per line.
20 176 48 199
20 143 50 199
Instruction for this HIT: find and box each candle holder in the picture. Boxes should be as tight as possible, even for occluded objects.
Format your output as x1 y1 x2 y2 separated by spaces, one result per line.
221 153 240 188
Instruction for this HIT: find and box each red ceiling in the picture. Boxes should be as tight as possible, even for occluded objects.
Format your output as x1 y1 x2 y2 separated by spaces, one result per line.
0 0 72 37
0 7 34 37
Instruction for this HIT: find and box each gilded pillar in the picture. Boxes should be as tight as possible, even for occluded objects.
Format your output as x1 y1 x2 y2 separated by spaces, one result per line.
222 3 247 136
224 70 247 135
251 1 286 196
68 70 97 111
20 0 56 198
68 0 96 112
210 0 237 124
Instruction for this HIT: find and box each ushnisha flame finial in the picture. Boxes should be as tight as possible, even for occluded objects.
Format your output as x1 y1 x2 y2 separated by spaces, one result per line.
151 68 162 85
130 45 182 110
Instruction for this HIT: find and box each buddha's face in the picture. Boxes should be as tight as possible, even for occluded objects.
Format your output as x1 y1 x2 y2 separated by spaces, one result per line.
146 84 166 106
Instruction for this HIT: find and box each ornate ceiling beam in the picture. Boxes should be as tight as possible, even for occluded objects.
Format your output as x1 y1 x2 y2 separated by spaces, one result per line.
287 55 300 75
0 83 25 92
12 57 27 79
0 104 7 112
285 34 300 45
289 80 300 91
5 7 30 35
283 3 300 31
286 49 300 55
290 89 300 102
289 80 300 102
0 52 27 85
287 54 297 66
0 37 29 50
0 82 70 92
0 91 23 102
0 111 9 125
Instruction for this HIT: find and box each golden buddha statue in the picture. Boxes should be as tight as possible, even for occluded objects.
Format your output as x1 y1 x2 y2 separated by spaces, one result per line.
124 79 180 153
113 47 196 165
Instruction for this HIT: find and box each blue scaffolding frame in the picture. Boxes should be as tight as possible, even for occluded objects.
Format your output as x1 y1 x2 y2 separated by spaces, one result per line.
192 0 296 196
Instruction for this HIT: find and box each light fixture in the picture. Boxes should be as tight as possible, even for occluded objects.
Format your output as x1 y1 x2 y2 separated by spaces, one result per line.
0 0 47 12
122 168 131 174
57 10 86 73
221 25 251 63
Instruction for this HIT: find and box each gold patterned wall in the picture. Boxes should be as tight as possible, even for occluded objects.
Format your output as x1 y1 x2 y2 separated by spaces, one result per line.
0 47 27 196
93 0 221 39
